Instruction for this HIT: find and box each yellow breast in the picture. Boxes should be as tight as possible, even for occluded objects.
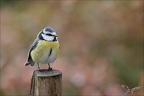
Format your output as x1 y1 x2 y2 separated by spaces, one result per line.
31 40 59 63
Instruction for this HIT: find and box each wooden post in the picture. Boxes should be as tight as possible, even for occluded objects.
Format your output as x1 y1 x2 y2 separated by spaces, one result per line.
30 69 62 96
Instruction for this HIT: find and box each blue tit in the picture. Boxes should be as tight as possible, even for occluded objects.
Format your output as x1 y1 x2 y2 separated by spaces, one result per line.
25 27 60 71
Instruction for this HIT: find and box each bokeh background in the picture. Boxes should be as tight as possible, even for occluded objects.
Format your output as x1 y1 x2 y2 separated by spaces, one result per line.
0 0 143 96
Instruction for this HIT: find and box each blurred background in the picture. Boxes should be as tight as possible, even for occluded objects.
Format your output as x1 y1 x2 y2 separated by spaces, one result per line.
0 0 143 96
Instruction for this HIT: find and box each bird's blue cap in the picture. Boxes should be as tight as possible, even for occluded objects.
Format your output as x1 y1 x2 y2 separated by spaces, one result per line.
45 27 55 32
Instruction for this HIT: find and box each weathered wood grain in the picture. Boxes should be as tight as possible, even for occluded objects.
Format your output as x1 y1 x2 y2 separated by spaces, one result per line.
30 69 62 96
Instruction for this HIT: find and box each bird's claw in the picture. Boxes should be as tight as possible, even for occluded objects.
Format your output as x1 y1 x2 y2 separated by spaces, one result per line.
48 67 52 71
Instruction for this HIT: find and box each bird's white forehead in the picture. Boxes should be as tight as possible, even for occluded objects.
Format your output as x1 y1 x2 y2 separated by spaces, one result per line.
51 32 57 35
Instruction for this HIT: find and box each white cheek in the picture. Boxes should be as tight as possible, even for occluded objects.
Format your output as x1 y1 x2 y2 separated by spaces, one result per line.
42 34 54 41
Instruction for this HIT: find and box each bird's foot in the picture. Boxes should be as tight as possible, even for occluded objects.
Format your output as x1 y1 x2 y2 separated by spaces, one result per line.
38 66 42 71
48 67 52 71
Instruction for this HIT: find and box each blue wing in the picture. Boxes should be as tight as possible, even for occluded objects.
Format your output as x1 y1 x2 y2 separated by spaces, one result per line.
25 38 39 66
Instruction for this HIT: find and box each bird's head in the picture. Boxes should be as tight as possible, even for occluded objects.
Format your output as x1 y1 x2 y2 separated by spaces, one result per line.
38 27 58 41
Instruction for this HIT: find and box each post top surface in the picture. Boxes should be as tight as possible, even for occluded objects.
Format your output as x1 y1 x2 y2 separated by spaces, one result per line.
34 69 62 77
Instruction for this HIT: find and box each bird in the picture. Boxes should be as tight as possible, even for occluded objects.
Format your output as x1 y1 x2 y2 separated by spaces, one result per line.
25 27 60 71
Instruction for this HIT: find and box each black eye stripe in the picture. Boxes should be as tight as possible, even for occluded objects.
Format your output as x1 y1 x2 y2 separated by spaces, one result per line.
46 34 53 36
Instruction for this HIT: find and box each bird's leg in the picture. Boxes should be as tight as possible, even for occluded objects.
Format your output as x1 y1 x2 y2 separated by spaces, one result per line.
48 63 52 71
37 63 41 70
